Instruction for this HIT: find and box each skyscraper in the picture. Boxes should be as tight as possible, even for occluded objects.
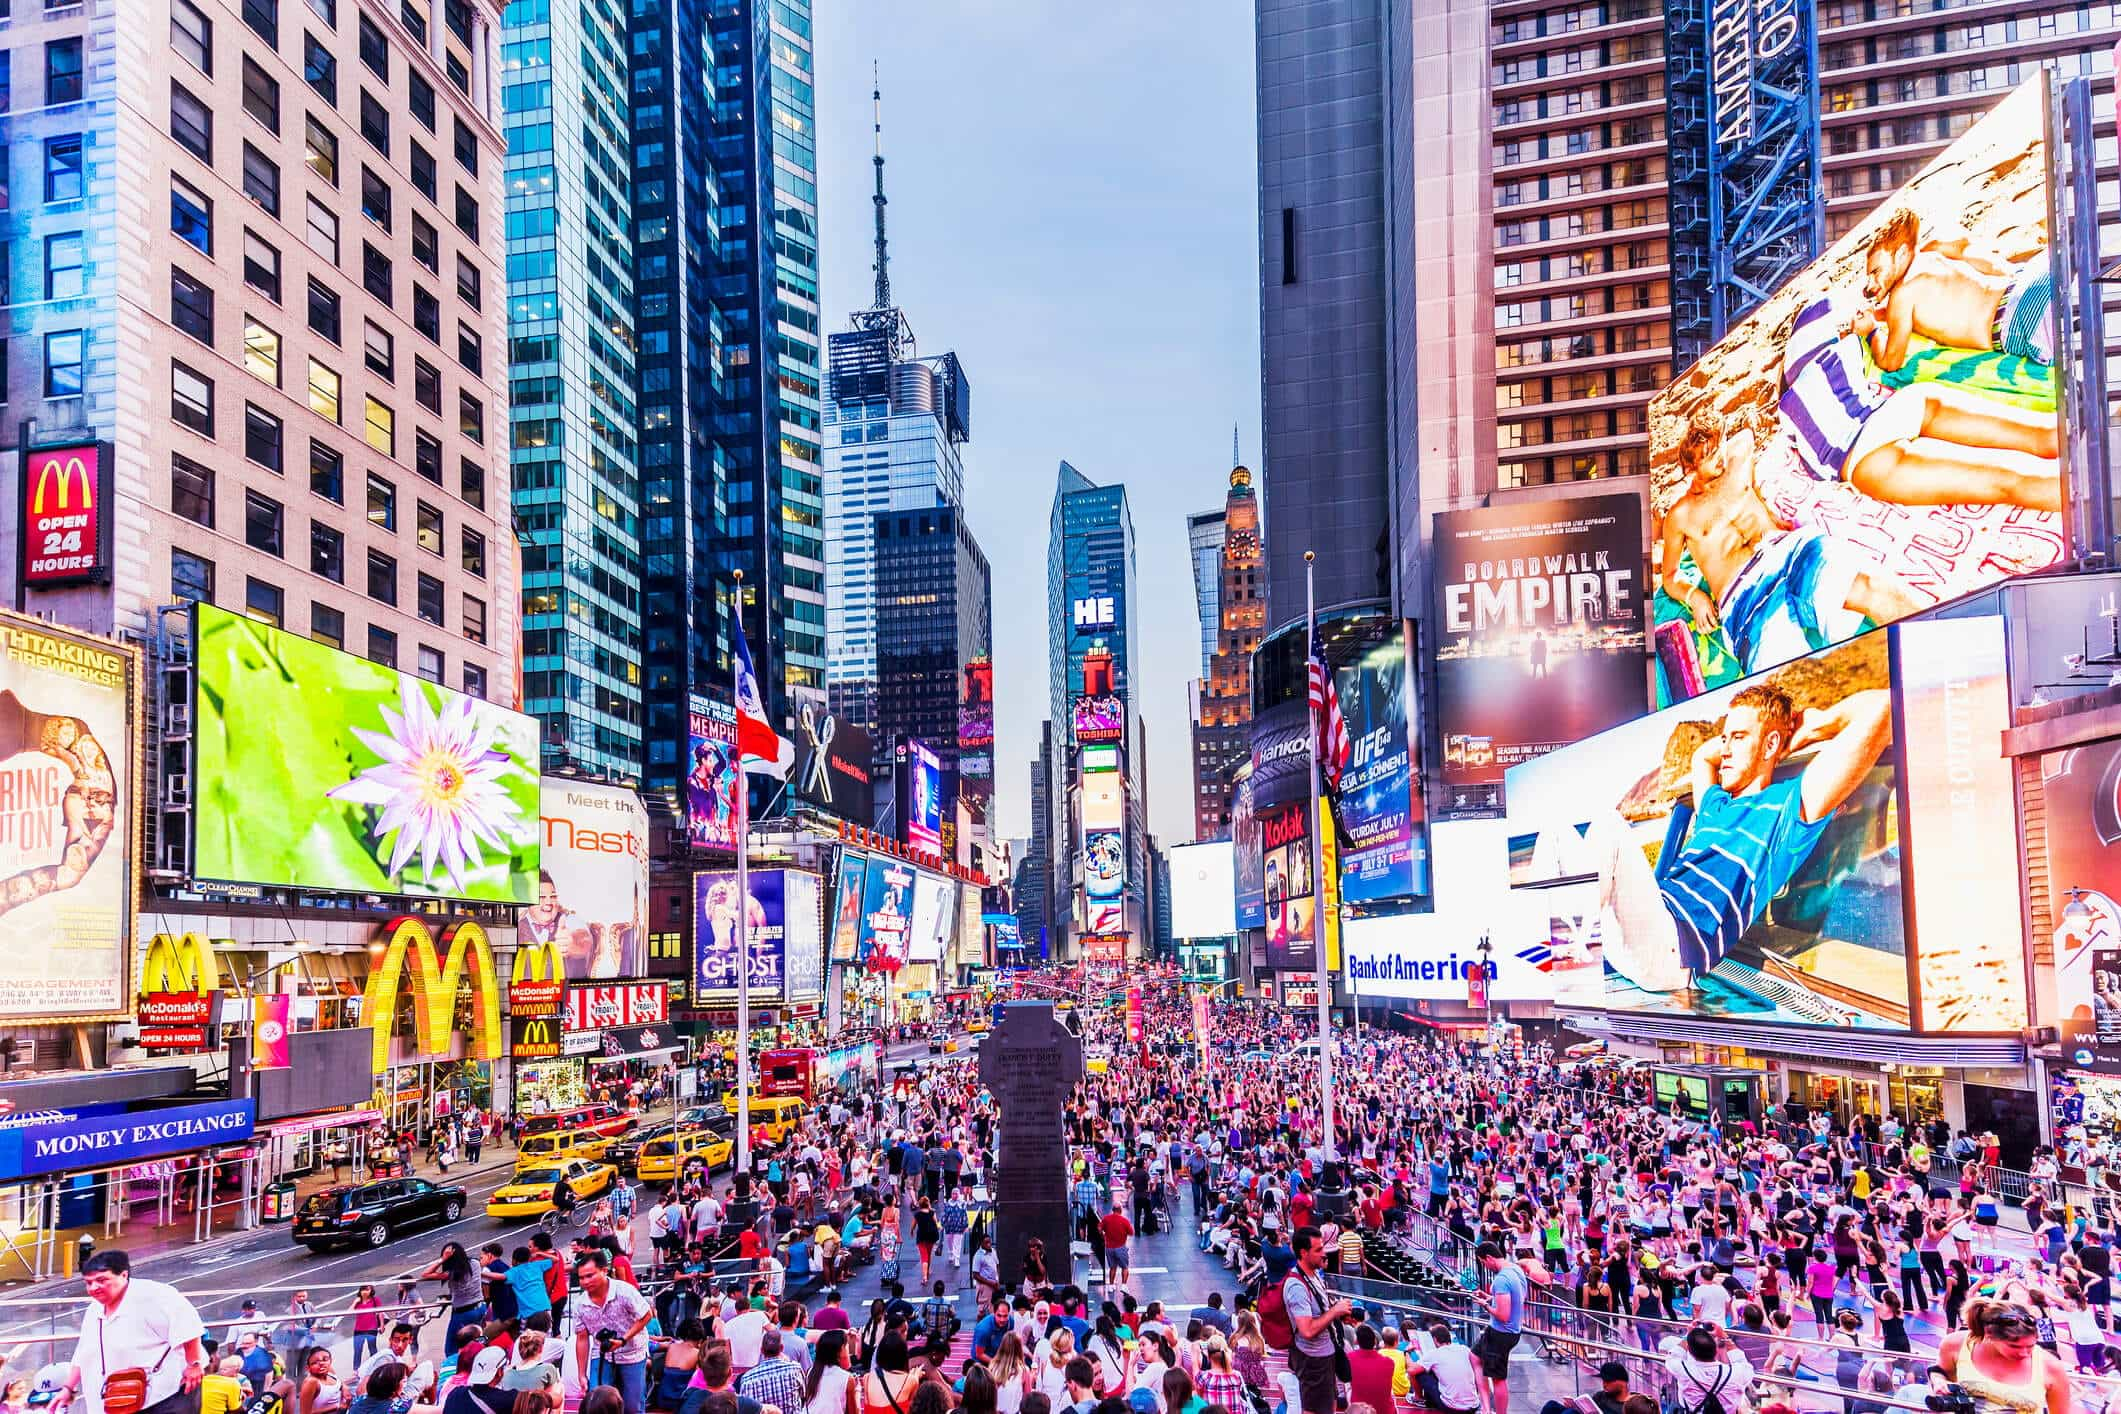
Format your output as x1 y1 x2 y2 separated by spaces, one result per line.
1186 508 1227 678
1192 465 1264 839
505 0 640 777
1018 720 1055 956
872 503 992 786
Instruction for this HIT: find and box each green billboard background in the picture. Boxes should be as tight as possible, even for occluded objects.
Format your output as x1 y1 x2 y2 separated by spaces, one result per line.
193 605 539 902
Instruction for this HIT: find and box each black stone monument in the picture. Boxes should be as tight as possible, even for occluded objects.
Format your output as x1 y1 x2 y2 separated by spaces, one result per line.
977 1000 1083 1291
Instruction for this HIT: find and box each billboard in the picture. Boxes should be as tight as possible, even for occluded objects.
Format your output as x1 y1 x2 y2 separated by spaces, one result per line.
1649 79 2066 708
1507 631 1908 1029
193 604 538 903
1337 622 1428 902
531 780 649 980
19 441 113 589
903 741 943 853
793 706 873 826
1083 829 1124 935
1433 492 1647 787
1232 762 1263 929
693 868 823 1003
829 851 869 961
960 657 994 751
908 873 958 963
1261 802 1314 968
1072 693 1123 746
1081 743 1120 774
858 856 916 964
687 697 740 851
0 612 135 1020
1081 771 1123 832
1249 699 1311 811
1168 841 1236 939
2036 738 2121 1070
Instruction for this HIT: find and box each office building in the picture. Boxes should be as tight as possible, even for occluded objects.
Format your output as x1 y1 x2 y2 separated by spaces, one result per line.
1187 507 1226 678
504 0 640 777
1017 721 1055 957
0 0 518 687
1255 0 1391 634
872 503 991 787
1192 464 1263 839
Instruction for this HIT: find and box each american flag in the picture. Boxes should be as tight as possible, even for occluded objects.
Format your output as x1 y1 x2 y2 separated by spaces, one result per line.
1308 624 1351 790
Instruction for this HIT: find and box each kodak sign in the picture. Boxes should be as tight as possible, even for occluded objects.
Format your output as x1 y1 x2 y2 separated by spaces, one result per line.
19 442 110 588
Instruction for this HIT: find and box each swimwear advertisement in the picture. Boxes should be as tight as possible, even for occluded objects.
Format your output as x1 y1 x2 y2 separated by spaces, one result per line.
829 850 869 961
1335 622 1431 904
857 856 916 965
0 609 136 1020
686 696 741 852
528 779 650 980
693 868 822 1003
1506 631 1910 1029
2036 738 2121 1074
193 604 540 904
1649 78 2066 708
1083 829 1125 937
1432 492 1648 788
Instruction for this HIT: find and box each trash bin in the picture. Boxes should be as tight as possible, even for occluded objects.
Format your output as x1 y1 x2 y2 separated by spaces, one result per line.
262 1181 298 1222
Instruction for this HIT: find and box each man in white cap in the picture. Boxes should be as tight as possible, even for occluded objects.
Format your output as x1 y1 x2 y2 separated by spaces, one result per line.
443 1349 512 1414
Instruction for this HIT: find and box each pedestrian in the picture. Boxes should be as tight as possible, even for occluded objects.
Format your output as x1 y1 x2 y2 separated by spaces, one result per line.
1475 1241 1527 1414
419 1244 488 1359
348 1288 382 1371
1280 1227 1351 1414
50 1250 208 1414
569 1252 650 1414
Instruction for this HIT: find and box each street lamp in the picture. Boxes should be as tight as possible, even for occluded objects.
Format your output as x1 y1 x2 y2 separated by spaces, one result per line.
2064 887 2095 929
1476 932 1494 1031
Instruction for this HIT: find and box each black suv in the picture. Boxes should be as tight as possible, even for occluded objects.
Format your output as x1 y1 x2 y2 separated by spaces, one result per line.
293 1176 468 1251
604 1123 671 1173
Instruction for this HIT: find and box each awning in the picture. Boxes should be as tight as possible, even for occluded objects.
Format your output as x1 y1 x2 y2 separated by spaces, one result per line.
267 1107 383 1136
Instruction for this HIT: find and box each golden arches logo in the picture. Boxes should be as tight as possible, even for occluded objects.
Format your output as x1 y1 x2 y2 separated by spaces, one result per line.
362 916 504 1073
140 932 220 994
511 939 565 985
27 449 96 515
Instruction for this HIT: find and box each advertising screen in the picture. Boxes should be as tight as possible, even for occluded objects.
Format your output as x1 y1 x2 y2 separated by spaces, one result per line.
2035 736 2121 1071
1896 617 2025 1031
1261 801 1314 967
904 741 944 853
829 851 869 961
531 780 649 980
686 697 740 851
1072 693 1124 746
193 604 539 902
1083 828 1125 936
1081 771 1124 832
0 610 135 1020
1167 841 1236 938
693 868 822 1002
908 873 958 963
1232 763 1263 929
1433 492 1647 787
1337 622 1429 902
960 657 994 751
1649 78 2065 707
1507 630 1908 1029
858 856 917 964
1249 699 1311 811
1082 744 1120 774
793 708 874 826
19 441 112 589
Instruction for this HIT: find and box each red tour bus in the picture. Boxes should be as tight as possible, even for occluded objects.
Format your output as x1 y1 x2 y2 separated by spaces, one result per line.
758 1048 819 1099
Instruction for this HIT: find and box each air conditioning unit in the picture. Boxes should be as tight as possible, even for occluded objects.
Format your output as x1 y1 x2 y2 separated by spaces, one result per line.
163 773 190 805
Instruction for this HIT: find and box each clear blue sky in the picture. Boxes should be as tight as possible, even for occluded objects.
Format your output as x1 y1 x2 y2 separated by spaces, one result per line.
812 1 1264 850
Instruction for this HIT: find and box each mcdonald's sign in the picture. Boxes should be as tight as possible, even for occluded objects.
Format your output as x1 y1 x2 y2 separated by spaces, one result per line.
360 916 504 1073
509 939 564 1017
18 441 111 589
140 932 221 995
510 1014 560 1059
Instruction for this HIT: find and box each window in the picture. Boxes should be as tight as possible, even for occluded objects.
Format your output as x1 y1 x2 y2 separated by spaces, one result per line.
307 0 336 25
408 72 435 130
171 360 214 433
455 322 481 375
459 458 482 509
312 601 344 648
44 136 84 203
459 526 484 577
244 490 284 555
365 549 397 604
360 166 391 229
171 452 214 526
461 662 485 699
444 52 468 94
363 395 393 455
303 33 336 101
238 229 280 304
359 91 388 154
305 114 338 184
241 143 280 215
307 276 341 342
357 14 387 76
306 358 340 421
413 356 441 412
243 0 277 45
366 471 395 529
245 577 284 627
309 438 343 501
242 317 281 385
46 39 83 105
451 115 477 174
241 56 278 132
462 594 485 644
416 572 443 624
458 391 483 443
454 255 480 309
0 53 11 114
171 0 213 71
363 320 393 379
310 520 343 581
43 233 83 300
367 624 397 668
416 645 443 682
409 141 435 200
171 549 215 605
244 402 284 471
414 428 441 482
170 268 215 344
170 83 213 159
171 177 213 253
305 196 340 264
452 184 477 238
410 215 438 272
400 0 426 41
44 331 83 398
414 500 442 554
362 242 392 303
412 286 439 340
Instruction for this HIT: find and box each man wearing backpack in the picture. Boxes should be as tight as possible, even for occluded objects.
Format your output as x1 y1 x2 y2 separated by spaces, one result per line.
1283 1226 1354 1414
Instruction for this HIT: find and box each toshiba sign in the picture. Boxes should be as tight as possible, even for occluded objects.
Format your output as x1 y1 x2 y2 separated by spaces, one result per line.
19 442 112 589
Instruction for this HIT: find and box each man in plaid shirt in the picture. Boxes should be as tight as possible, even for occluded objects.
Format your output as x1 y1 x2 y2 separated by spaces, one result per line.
736 1330 803 1414
940 1191 970 1271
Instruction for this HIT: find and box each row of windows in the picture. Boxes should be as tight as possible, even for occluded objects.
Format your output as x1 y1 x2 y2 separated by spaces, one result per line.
1496 280 1668 328
1498 446 1650 488
1496 199 1666 249
1822 0 2104 23
1498 156 1666 208
1497 240 1661 288
1494 116 1661 167
1495 322 1671 369
1821 7 2114 69
1824 47 2114 111
1493 33 1658 85
1493 0 1658 45
1495 364 1670 408
1495 74 1661 128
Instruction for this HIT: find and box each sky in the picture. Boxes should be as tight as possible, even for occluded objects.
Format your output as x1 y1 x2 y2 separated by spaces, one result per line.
811 2 1263 850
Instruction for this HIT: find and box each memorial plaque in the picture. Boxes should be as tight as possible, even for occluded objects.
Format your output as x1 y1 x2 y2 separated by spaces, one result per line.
977 1000 1083 1290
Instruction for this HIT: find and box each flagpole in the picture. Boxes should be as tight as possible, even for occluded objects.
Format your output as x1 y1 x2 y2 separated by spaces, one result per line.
732 570 753 1179
1305 550 1336 1163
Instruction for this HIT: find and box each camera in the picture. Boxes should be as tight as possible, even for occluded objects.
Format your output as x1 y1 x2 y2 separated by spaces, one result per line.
1926 1385 1976 1414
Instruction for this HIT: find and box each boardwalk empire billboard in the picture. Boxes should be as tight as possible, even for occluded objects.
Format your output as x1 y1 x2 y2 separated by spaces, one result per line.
1433 493 1648 787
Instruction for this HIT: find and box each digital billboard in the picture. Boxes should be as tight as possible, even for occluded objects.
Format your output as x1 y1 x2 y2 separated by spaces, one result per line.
1433 492 1647 787
1261 801 1314 968
694 868 823 1003
1081 771 1123 832
1649 78 2066 708
1232 762 1263 929
1072 693 1124 746
1167 841 1236 939
959 656 994 751
858 856 916 964
829 851 869 962
686 697 740 851
908 873 958 963
532 780 649 980
903 741 944 853
1507 631 1908 1029
0 610 135 1020
18 441 113 589
193 604 539 903
1249 699 1311 812
2036 738 2121 1071
793 707 874 826
1337 622 1428 902
1084 829 1124 935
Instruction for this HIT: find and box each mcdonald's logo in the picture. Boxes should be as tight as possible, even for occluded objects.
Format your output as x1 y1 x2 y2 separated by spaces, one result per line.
27 450 95 516
509 939 565 1016
361 916 503 1073
511 1014 560 1059
140 932 221 995
19 442 108 588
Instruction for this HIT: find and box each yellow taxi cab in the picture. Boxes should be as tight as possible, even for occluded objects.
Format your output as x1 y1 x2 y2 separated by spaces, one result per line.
966 1018 990 1035
485 1157 616 1218
747 1096 807 1145
514 1127 617 1166
636 1127 733 1181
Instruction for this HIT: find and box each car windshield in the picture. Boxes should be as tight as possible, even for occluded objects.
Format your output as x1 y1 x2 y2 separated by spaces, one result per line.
514 1168 562 1183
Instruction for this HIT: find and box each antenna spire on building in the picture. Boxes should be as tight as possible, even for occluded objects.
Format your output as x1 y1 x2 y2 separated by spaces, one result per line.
1232 422 1240 467
872 62 890 311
